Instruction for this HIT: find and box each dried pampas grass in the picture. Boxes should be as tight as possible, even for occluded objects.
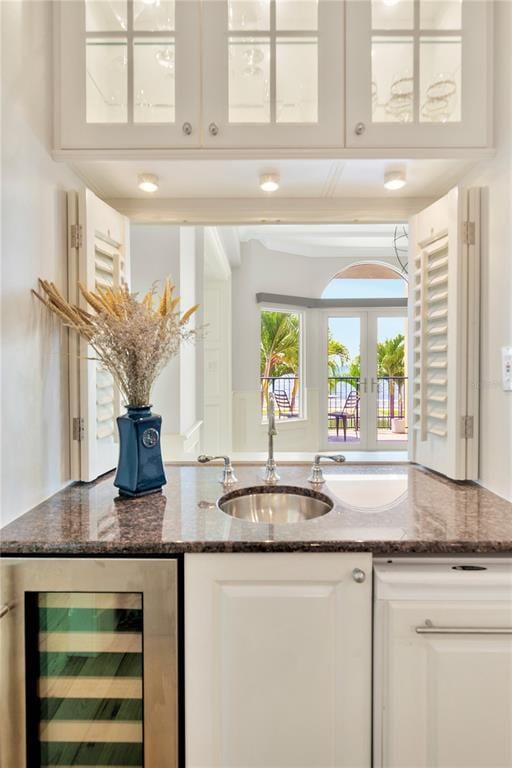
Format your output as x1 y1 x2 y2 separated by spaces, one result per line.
33 278 199 407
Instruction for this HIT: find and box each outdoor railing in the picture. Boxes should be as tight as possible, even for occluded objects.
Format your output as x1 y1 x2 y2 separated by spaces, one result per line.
260 375 407 427
328 376 407 430
261 376 300 418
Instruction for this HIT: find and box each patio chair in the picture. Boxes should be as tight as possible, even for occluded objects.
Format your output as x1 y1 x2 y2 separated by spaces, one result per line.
273 389 296 418
328 390 360 441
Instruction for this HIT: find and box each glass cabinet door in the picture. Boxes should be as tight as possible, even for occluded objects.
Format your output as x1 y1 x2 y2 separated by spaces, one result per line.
202 0 343 147
346 0 492 148
56 0 201 149
0 559 178 768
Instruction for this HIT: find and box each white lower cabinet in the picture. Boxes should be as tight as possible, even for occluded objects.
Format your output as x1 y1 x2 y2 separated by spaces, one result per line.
185 552 372 768
374 560 512 768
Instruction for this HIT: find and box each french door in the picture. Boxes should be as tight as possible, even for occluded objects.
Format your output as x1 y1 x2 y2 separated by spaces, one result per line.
324 308 408 451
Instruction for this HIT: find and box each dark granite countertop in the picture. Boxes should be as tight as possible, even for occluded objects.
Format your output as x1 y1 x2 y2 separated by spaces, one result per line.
1 463 512 556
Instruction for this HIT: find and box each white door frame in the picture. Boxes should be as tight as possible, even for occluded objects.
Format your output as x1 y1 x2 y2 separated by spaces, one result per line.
322 306 408 451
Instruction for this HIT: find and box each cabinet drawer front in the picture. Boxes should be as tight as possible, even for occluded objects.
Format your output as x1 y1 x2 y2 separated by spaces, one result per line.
374 600 512 768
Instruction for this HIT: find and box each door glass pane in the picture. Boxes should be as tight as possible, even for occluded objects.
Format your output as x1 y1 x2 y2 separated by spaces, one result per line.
276 0 318 30
134 39 175 123
229 37 270 122
371 0 414 30
276 37 318 122
228 0 270 30
85 0 127 31
420 0 462 30
372 37 414 123
420 37 461 122
134 0 175 31
86 39 127 123
328 317 361 446
376 317 407 443
29 592 144 767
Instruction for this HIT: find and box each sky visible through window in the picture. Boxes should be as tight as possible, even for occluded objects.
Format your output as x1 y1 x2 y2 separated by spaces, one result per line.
324 277 407 368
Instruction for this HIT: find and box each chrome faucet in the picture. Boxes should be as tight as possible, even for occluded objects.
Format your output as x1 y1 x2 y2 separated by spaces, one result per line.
264 392 280 484
197 454 238 486
308 454 346 484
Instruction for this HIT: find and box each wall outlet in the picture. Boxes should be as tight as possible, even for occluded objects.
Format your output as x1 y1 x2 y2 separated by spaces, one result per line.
502 347 512 391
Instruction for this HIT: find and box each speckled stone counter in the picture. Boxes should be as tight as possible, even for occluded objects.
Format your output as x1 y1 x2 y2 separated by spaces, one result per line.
1 464 512 555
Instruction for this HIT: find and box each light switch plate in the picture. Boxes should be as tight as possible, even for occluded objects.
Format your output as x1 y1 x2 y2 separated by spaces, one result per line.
502 347 512 391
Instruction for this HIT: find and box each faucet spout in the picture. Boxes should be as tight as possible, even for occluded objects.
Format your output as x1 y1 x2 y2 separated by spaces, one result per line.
264 392 280 484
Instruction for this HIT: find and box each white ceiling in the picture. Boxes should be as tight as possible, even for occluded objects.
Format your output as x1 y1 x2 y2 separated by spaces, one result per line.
236 223 409 259
72 157 476 201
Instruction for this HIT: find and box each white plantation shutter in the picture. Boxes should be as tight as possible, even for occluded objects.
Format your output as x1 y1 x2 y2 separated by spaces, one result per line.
409 187 481 481
68 189 130 482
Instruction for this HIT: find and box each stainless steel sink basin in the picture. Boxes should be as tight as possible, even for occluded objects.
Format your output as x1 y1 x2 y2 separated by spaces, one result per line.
217 485 333 524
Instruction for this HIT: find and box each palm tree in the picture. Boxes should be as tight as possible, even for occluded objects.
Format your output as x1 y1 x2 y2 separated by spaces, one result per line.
260 311 300 410
377 334 405 419
328 334 350 376
327 333 350 397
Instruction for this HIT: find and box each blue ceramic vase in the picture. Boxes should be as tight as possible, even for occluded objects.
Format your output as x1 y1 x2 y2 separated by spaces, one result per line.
114 405 166 498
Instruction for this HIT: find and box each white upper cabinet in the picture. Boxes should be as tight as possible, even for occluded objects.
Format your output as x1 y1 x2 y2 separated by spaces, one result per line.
345 0 493 148
201 0 343 147
56 0 201 148
55 0 493 152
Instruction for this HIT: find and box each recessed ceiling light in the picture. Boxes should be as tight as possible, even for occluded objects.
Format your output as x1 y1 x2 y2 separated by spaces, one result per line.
138 173 159 193
383 0 400 7
260 172 280 192
384 170 406 191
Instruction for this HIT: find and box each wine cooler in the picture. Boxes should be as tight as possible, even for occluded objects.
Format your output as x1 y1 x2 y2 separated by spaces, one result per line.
0 558 178 767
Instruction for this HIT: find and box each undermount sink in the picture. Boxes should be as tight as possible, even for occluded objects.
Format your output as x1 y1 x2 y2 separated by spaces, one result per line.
217 485 334 524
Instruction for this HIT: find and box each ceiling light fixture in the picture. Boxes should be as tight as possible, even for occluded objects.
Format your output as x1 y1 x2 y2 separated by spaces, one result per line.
138 173 159 193
260 172 280 192
384 169 407 191
383 0 400 7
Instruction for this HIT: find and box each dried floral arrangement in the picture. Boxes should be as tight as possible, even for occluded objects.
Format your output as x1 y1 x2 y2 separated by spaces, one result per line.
33 278 199 407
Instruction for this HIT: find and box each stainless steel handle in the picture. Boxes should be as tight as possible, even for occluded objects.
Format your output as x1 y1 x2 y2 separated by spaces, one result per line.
352 568 366 584
354 122 366 136
209 122 219 136
182 121 193 135
416 619 512 635
0 604 12 619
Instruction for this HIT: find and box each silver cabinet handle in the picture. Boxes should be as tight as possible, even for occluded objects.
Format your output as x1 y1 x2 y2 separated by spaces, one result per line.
182 122 193 135
352 568 366 584
416 619 512 635
0 604 12 619
209 122 219 136
354 122 366 136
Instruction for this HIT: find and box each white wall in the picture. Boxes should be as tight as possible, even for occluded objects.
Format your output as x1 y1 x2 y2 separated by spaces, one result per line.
1 1 83 526
130 224 203 459
459 1 512 501
179 227 199 434
202 228 233 455
130 224 181 432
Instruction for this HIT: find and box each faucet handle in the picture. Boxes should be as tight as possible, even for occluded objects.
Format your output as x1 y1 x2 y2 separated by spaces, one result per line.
197 455 238 486
308 454 346 485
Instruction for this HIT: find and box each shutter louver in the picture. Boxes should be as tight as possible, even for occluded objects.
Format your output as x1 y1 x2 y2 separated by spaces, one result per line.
413 231 449 441
94 235 124 443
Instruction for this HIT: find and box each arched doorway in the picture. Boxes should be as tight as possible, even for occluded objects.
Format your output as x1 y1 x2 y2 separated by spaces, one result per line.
322 262 408 451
